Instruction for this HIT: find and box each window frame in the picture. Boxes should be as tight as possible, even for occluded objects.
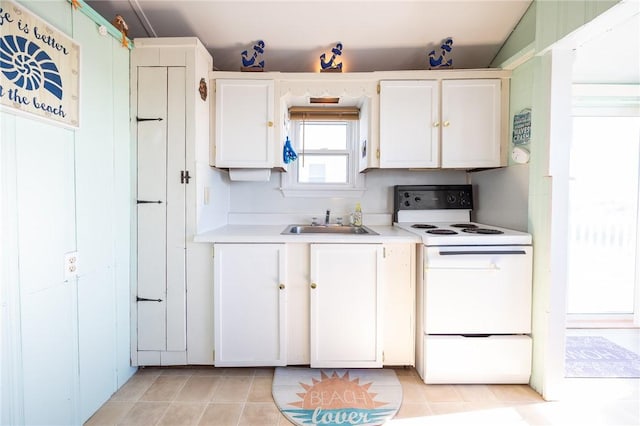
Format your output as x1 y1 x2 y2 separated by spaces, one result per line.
280 119 365 198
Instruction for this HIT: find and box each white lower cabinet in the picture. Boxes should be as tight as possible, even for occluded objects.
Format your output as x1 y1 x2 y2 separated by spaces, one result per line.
212 242 414 368
213 243 287 366
380 243 416 366
310 244 383 368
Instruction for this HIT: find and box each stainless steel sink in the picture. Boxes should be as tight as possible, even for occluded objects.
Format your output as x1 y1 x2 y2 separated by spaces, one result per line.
281 224 378 235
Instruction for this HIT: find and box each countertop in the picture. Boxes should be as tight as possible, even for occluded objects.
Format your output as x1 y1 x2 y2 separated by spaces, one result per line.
194 224 421 244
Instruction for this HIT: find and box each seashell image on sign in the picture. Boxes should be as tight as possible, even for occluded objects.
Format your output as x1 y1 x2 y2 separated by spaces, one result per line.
0 0 80 127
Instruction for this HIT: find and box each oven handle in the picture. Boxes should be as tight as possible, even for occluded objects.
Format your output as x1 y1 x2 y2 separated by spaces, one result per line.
426 264 500 271
438 250 527 256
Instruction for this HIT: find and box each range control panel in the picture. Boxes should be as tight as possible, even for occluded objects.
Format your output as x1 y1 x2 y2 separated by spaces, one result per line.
393 185 473 215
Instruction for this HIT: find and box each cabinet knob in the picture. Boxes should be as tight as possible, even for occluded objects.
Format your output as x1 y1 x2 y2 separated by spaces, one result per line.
433 121 440 128
310 283 317 289
443 121 450 127
279 283 285 290
267 121 274 127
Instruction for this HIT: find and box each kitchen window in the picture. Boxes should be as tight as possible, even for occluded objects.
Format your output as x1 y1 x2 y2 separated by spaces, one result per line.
280 112 365 197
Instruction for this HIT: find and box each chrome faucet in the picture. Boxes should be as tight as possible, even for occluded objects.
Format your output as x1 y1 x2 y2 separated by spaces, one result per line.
325 209 331 225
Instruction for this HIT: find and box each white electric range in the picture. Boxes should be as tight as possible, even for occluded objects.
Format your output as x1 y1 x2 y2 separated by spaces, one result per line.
393 185 533 384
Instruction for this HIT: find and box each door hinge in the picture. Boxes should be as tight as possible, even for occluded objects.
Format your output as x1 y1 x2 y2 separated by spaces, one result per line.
382 351 385 362
181 170 192 184
377 83 380 94
212 246 215 257
376 148 380 159
383 247 386 258
136 296 163 302
136 117 163 122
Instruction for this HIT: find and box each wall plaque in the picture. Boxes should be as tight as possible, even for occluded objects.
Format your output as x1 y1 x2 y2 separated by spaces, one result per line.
512 108 531 146
0 0 80 127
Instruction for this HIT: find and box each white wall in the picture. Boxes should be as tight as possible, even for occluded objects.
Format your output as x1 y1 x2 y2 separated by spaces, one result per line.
226 168 468 224
0 1 136 424
471 57 537 232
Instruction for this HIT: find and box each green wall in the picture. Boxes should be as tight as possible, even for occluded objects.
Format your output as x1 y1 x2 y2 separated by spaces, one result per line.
1 1 135 424
490 0 624 399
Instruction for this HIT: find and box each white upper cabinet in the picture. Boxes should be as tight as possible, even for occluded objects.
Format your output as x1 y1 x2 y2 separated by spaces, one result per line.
213 79 275 168
379 80 439 168
441 79 502 168
379 77 504 169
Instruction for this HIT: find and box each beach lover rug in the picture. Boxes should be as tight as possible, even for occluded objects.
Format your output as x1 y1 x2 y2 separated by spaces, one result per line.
272 367 402 426
565 336 640 378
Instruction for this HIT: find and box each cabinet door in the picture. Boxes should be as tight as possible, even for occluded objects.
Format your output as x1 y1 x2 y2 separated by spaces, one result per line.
310 244 383 368
214 79 274 168
136 66 187 358
214 244 287 366
381 244 415 366
441 79 502 168
379 80 439 168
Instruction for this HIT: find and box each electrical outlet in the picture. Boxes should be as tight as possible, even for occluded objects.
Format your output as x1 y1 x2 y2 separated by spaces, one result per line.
64 251 79 280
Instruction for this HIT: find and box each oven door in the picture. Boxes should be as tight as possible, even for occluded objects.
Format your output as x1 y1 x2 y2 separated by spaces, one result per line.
423 245 532 334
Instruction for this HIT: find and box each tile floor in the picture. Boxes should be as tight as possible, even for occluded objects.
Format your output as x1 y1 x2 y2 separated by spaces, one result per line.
85 366 640 426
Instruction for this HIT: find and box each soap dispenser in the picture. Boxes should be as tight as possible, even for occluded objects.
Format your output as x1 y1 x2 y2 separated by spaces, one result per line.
353 203 363 227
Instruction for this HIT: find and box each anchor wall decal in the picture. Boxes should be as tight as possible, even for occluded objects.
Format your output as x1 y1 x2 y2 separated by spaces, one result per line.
428 37 454 69
320 43 343 71
241 40 266 69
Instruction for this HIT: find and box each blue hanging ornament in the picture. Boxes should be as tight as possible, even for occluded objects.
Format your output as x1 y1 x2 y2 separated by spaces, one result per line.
283 136 298 164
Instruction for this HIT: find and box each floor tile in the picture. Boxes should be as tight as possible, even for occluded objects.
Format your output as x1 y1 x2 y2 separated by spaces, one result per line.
422 384 462 402
118 401 169 425
139 375 189 402
190 367 227 376
198 403 243 426
84 401 134 425
175 376 220 402
211 376 253 402
254 367 275 377
399 382 428 403
247 376 274 402
221 368 257 377
277 412 295 425
488 384 544 402
238 402 281 426
455 384 499 402
110 375 157 402
395 402 432 418
85 365 640 426
157 402 207 426
427 401 469 415
160 367 195 376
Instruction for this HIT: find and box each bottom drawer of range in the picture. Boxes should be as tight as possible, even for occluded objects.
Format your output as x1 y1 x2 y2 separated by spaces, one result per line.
422 335 532 384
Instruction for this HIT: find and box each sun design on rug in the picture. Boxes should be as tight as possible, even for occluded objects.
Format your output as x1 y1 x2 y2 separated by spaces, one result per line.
284 370 393 425
289 370 387 410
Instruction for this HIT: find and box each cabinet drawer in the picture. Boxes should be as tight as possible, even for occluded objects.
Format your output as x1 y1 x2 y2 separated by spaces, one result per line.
423 335 531 384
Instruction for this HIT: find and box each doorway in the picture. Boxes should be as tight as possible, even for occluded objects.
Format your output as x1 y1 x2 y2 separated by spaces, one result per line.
564 10 640 380
566 114 640 322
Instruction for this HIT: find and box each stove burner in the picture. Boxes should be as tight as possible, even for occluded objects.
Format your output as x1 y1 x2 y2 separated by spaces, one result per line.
411 224 437 229
450 223 478 228
462 228 504 235
426 229 458 235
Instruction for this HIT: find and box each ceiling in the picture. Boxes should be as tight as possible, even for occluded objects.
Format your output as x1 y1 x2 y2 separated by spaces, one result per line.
85 0 532 72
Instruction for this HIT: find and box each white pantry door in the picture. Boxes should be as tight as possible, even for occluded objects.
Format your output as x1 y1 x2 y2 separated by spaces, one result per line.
136 66 187 357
